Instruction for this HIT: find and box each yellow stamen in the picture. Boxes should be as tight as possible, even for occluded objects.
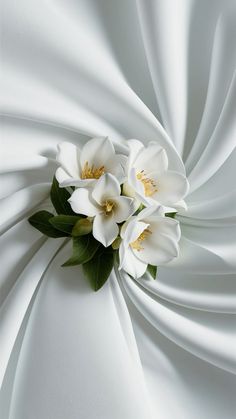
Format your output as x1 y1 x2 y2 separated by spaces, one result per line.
136 170 157 197
81 161 105 179
103 200 115 215
131 228 152 251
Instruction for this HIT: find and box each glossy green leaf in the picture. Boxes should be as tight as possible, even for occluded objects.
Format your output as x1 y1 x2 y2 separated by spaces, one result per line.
49 215 81 234
82 247 114 291
28 211 68 238
147 264 157 279
62 235 100 267
50 176 74 215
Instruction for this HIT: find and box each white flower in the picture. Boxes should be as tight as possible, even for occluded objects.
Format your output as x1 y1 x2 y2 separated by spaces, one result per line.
55 137 126 188
69 173 136 247
125 139 189 208
119 206 181 279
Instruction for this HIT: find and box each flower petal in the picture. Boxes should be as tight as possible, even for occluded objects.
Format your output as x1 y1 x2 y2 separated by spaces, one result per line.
135 232 179 266
137 205 164 221
128 167 146 198
55 168 94 188
56 142 80 178
105 154 127 183
119 244 147 279
174 199 188 212
134 143 168 174
93 214 119 247
127 139 144 166
120 219 149 244
112 196 136 223
55 167 72 186
68 188 99 216
92 173 120 205
80 137 115 170
122 181 136 198
149 217 181 242
152 170 189 205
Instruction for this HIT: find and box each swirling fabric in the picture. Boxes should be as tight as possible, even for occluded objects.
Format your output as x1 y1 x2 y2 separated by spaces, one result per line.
0 1 236 418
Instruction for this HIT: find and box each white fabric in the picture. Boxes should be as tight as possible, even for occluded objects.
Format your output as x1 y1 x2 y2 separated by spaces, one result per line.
0 1 236 418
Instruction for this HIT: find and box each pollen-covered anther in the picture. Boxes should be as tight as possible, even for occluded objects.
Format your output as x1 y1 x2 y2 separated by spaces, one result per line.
130 228 152 251
103 200 115 215
81 161 105 179
136 170 157 197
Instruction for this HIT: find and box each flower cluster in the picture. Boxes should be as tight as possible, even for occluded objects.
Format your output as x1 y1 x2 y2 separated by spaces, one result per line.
29 137 189 290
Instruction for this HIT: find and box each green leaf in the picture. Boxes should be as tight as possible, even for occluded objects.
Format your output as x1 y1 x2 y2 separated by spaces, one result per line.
62 235 100 267
165 212 177 219
147 264 157 279
49 215 81 234
82 247 114 291
28 211 68 238
50 176 74 215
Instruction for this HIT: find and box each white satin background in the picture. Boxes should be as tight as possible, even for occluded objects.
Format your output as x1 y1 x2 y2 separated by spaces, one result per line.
0 0 236 418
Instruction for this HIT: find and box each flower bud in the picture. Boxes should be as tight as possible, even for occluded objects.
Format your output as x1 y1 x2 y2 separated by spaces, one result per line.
122 181 136 198
72 218 93 237
111 236 121 250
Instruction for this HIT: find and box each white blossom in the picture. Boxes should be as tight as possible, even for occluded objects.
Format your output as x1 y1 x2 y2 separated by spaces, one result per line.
55 137 126 188
69 173 136 247
125 139 189 208
119 206 181 279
